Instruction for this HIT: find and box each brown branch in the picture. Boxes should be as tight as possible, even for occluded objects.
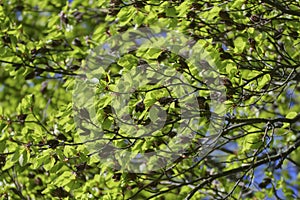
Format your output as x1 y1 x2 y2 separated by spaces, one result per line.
226 113 300 126
262 0 300 17
184 137 300 199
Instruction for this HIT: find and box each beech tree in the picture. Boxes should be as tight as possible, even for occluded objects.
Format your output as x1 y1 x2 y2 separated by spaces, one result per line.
0 0 300 199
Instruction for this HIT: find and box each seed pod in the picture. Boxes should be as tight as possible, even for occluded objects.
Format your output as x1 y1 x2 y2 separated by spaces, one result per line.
219 10 231 21
57 133 67 141
51 187 69 198
187 11 196 19
135 101 145 112
220 52 232 60
59 11 68 24
158 97 175 106
236 23 246 31
17 114 27 124
248 38 256 48
73 11 83 22
25 71 36 80
2 35 11 44
47 139 59 149
191 3 202 10
197 97 209 110
258 177 272 188
221 77 233 88
250 15 260 22
0 154 6 168
75 162 86 172
72 38 82 47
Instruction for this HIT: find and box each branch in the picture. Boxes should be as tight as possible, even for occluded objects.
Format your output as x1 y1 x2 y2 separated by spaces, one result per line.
262 0 300 17
227 113 300 125
185 137 300 199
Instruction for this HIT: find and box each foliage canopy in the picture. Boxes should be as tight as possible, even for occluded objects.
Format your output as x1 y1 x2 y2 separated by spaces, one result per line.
1 0 300 199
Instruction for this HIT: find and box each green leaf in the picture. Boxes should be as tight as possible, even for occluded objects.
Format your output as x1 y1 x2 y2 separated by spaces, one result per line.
225 62 237 77
205 6 222 21
286 111 297 119
32 150 51 169
18 94 34 113
19 149 30 166
136 129 145 137
53 171 76 187
242 133 263 152
143 48 162 59
64 145 76 157
1 0 300 198
144 94 157 108
117 54 138 69
117 7 136 26
133 11 146 26
2 159 14 171
11 148 21 163
231 0 244 8
177 1 190 17
166 7 177 17
103 117 113 130
43 156 55 171
149 105 161 122
234 37 247 52
0 141 6 153
258 74 271 90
